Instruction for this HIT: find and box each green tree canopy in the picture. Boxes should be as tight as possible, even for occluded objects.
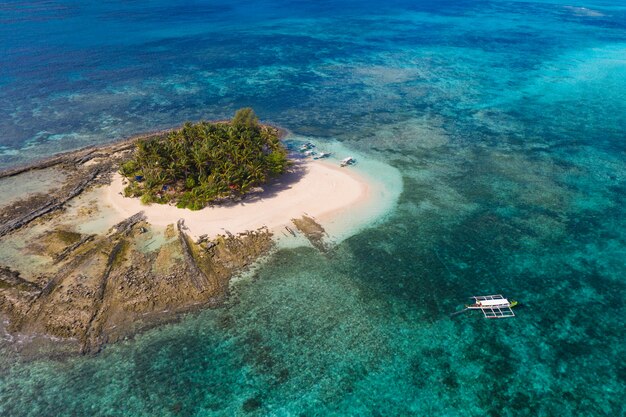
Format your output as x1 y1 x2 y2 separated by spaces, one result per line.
231 107 259 131
120 109 289 210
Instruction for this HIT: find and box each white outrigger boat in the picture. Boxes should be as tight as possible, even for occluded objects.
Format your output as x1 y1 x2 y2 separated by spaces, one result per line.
464 294 518 319
313 152 331 160
340 156 355 167
299 142 315 152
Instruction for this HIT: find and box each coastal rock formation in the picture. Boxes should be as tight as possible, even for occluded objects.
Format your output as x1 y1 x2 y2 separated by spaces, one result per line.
0 214 272 353
292 215 329 251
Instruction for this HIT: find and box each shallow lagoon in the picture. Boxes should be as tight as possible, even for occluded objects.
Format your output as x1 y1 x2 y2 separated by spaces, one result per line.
0 0 625 416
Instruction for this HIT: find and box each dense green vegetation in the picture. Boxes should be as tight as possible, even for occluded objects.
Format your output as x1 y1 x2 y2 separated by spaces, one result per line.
120 108 289 210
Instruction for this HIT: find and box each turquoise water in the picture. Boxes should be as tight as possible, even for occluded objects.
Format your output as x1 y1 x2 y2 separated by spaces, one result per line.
1 0 625 416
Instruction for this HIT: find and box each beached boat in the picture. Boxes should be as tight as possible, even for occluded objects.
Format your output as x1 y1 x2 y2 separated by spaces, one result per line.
299 142 315 152
340 157 355 167
465 294 518 318
313 152 331 159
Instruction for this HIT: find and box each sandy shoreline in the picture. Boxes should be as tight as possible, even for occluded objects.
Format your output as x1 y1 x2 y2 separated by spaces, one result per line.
104 159 371 239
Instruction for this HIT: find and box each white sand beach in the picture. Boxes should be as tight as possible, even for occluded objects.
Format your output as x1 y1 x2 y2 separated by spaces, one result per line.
104 159 371 239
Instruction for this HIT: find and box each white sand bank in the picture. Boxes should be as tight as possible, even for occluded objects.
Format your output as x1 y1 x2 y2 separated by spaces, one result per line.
104 159 372 240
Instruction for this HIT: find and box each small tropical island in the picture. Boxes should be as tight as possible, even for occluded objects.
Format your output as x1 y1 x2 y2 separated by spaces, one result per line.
0 109 396 356
120 108 289 209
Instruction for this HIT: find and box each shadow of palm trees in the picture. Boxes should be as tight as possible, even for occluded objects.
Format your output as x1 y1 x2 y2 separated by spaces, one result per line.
212 158 310 207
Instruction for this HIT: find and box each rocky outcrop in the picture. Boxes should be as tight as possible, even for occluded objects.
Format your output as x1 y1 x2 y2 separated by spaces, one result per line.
292 215 329 251
0 217 273 354
177 219 212 292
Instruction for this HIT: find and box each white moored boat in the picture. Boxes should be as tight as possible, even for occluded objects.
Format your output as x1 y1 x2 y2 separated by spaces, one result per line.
340 156 355 167
314 152 331 159
465 294 518 318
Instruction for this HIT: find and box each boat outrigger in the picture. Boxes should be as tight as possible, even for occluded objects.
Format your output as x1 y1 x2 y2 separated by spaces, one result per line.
464 295 518 319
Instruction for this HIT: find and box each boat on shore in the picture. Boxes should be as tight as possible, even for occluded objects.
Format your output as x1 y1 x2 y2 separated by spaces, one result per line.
314 152 331 160
340 156 355 167
299 142 315 152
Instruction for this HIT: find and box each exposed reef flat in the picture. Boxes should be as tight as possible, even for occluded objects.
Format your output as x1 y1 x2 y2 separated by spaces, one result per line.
0 220 272 354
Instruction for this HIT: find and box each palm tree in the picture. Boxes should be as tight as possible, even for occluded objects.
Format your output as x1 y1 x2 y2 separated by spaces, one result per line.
121 108 285 207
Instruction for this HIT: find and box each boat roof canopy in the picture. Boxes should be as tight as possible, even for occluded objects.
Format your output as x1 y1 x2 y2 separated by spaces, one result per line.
479 298 509 306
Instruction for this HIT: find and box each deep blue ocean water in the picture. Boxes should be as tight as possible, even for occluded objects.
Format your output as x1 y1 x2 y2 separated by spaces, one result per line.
1 0 625 416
